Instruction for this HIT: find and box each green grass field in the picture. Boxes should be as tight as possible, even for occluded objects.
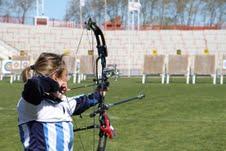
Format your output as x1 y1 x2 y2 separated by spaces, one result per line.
0 77 226 151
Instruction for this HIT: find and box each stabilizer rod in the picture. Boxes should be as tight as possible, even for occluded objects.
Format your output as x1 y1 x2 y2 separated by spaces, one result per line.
73 124 99 132
90 94 145 117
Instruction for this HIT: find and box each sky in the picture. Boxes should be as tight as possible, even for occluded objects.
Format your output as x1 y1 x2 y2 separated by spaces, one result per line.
44 0 70 20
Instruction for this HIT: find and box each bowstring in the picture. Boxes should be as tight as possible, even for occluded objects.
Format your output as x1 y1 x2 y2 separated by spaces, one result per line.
70 22 109 151
65 27 87 151
73 24 98 151
86 28 98 151
60 23 100 151
77 132 86 151
66 26 85 114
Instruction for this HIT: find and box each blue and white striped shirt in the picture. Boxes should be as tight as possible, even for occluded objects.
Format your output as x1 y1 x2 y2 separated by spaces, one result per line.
17 94 100 150
19 121 74 151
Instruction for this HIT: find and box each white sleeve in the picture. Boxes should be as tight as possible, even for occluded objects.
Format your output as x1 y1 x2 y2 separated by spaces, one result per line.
61 94 84 116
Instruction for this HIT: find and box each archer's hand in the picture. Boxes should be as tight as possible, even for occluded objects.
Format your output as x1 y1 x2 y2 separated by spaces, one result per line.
96 81 109 92
50 80 69 100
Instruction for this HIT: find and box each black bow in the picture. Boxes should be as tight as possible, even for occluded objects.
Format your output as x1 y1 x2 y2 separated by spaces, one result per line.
74 18 145 151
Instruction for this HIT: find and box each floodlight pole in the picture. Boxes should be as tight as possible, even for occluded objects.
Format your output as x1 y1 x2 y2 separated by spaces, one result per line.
80 5 83 28
128 0 134 77
41 0 44 16
36 0 39 16
36 0 45 16
127 0 141 77
128 0 140 30
104 0 107 29
137 0 140 30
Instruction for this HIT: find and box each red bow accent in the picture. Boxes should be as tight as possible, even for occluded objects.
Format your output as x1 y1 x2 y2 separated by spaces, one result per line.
100 113 113 139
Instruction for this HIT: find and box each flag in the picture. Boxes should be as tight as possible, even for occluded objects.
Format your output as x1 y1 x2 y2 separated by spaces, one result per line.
128 2 141 12
223 60 226 69
80 0 85 7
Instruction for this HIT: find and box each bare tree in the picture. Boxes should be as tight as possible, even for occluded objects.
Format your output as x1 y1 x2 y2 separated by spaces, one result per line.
65 0 226 27
207 0 218 25
157 0 173 25
201 0 224 25
185 0 195 25
65 0 80 23
65 0 105 25
216 0 226 25
12 0 35 23
87 0 105 24
191 0 202 26
0 0 13 16
140 0 158 25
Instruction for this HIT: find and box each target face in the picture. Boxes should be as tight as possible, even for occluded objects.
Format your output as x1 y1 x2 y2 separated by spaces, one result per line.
12 61 21 70
22 60 30 69
2 60 12 74
223 60 226 70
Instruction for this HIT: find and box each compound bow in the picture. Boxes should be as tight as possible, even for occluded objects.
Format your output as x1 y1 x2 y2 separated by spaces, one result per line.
73 18 145 151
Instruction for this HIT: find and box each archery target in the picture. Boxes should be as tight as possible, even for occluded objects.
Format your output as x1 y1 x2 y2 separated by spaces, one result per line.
12 60 21 70
223 60 226 69
21 60 30 69
2 60 12 74
0 61 2 73
76 59 80 72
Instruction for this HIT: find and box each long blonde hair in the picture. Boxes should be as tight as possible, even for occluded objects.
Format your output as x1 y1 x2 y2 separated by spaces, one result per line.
21 52 66 82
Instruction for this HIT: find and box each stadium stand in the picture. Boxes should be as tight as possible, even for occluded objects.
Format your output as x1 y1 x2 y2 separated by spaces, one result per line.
166 55 190 84
142 55 165 84
0 40 19 59
192 55 216 84
0 23 226 83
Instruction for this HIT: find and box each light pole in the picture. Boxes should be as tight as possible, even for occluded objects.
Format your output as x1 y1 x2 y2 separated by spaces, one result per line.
127 0 141 76
36 0 44 16
105 0 107 29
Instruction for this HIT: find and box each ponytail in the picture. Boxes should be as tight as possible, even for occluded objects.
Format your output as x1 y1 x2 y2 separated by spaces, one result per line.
21 66 33 82
21 52 66 83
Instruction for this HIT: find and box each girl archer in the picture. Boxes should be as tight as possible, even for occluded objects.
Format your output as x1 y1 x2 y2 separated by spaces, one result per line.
17 52 102 151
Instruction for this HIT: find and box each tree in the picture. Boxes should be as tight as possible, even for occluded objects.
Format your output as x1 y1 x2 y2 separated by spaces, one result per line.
140 0 158 25
65 0 80 23
65 0 105 25
0 0 13 16
216 0 226 25
65 0 226 27
12 0 35 24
